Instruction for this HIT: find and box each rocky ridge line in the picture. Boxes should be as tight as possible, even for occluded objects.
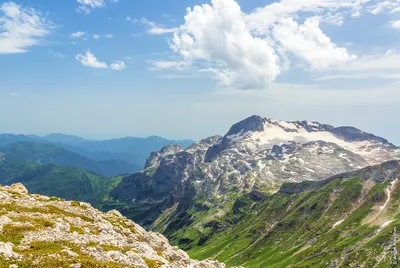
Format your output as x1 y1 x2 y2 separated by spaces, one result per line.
0 183 224 268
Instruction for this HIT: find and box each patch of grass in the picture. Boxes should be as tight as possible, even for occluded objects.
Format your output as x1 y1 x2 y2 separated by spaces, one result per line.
46 205 94 222
70 201 81 207
99 244 133 253
70 225 85 234
143 257 163 268
0 202 93 222
17 241 124 268
0 224 37 245
9 215 54 228
105 216 138 235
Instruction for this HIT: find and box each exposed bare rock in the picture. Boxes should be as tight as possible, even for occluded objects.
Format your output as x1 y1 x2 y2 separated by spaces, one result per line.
0 184 224 268
111 116 400 228
9 183 28 195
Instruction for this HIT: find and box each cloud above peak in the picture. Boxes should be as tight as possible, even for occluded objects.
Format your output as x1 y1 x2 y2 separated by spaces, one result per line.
167 0 361 89
273 17 357 69
0 2 52 54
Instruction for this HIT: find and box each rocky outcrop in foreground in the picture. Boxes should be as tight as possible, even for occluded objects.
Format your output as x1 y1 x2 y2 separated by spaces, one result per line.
0 183 224 268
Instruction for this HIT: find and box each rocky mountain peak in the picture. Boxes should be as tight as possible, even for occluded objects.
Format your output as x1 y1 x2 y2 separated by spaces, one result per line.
111 115 400 230
0 183 224 267
225 115 265 136
159 144 183 156
144 144 184 169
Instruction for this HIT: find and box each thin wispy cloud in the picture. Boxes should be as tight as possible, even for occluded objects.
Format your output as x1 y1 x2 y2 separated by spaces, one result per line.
76 0 118 14
0 2 52 54
49 49 66 58
92 33 113 39
70 31 85 38
127 17 179 35
149 60 191 71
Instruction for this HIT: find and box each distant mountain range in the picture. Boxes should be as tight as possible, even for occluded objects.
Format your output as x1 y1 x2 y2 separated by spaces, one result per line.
0 142 141 177
0 133 195 176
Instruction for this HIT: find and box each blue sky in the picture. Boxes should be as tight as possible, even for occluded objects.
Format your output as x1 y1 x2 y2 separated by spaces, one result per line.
0 0 400 143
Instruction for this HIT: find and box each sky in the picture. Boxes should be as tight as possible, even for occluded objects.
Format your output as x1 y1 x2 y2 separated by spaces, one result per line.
0 0 399 144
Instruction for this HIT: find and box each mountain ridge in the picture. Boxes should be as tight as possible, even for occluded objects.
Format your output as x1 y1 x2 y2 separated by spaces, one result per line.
0 142 141 177
0 183 224 268
109 115 400 229
180 160 400 267
0 134 195 168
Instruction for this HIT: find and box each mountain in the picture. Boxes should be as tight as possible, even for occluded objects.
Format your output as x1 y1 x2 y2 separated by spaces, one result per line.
110 115 400 228
0 142 141 177
59 136 195 166
0 183 224 268
170 160 400 267
0 134 31 147
0 152 119 202
39 133 90 144
0 134 195 168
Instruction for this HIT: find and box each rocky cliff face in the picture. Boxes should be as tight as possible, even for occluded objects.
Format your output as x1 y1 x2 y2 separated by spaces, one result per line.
110 116 400 228
185 160 400 267
0 183 224 268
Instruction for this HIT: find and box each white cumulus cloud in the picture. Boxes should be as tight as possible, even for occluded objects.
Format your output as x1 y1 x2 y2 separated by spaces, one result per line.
147 0 398 89
391 20 400 29
76 51 126 71
273 17 357 69
110 61 126 70
0 2 51 54
76 51 108 69
165 0 366 89
170 0 281 89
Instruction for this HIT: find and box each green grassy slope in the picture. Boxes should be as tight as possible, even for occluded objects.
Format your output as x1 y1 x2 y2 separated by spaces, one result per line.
154 161 400 267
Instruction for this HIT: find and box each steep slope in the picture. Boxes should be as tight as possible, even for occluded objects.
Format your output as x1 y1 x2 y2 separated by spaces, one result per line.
111 116 399 228
0 183 223 268
0 142 141 177
180 160 400 268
